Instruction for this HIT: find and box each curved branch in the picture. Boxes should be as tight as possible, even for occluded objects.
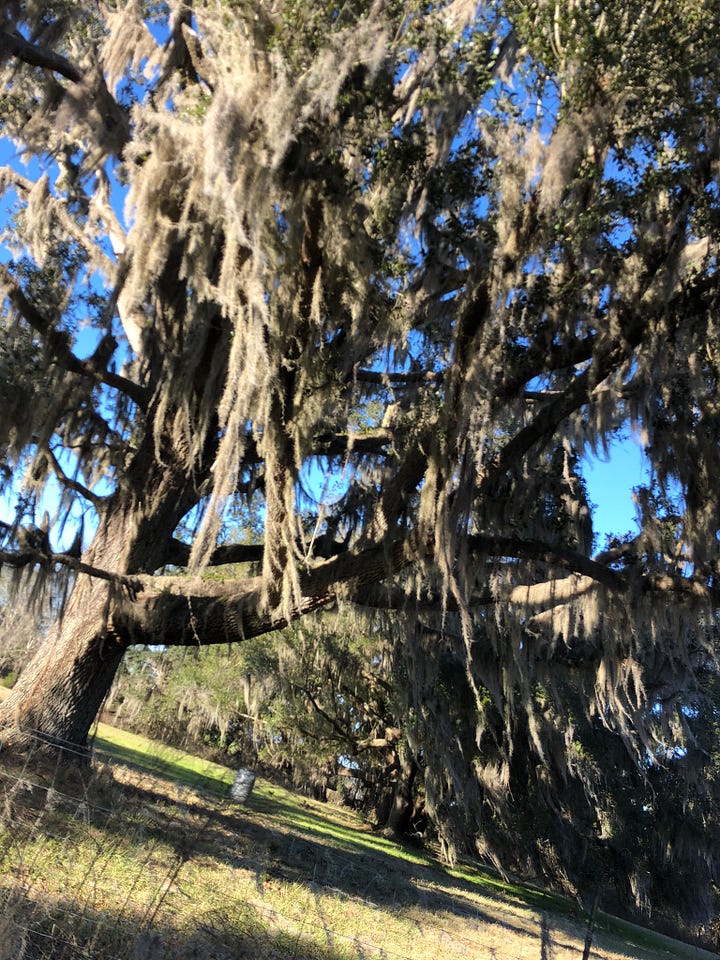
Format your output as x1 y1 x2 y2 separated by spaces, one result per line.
45 447 106 510
116 532 622 648
43 513 713 652
466 534 626 591
0 31 84 83
487 364 598 482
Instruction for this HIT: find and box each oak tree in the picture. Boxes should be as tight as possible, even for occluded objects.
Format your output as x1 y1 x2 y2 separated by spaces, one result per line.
1 0 719 794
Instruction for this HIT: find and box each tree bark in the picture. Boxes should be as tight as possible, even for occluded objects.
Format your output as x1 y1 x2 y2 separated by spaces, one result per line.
0 583 127 754
381 744 419 839
0 438 199 752
0 535 129 752
0 491 410 752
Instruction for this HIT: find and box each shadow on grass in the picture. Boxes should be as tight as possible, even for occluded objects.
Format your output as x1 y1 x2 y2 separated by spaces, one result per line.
21 729 704 960
92 731 234 796
91 731 676 958
58 749 576 952
0 881 388 960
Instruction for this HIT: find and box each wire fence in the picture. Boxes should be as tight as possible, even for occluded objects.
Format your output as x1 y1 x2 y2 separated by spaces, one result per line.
0 732 618 960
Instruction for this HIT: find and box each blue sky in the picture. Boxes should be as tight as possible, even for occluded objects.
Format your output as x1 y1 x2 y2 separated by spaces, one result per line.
584 438 646 545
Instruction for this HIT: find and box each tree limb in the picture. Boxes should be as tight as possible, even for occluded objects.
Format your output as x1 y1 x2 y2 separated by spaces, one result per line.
45 447 106 510
355 369 442 385
0 547 139 593
115 538 410 647
120 532 613 647
312 429 394 457
162 539 263 568
291 681 356 749
0 29 130 159
466 535 626 591
0 31 84 83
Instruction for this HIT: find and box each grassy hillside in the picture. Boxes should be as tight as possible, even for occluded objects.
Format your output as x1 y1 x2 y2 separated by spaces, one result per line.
0 705 716 959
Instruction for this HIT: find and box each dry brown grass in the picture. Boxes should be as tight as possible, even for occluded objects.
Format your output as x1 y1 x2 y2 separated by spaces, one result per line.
0 743 711 960
0 690 713 960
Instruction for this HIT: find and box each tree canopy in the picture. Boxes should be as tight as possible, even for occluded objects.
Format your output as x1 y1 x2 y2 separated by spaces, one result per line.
1 0 720 849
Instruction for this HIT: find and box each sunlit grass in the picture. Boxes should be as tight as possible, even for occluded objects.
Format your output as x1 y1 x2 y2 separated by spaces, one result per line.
0 709 715 959
92 721 235 794
93 721 431 864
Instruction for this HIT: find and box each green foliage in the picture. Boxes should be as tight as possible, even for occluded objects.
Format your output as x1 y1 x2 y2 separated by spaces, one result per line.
109 614 408 812
5 0 720 945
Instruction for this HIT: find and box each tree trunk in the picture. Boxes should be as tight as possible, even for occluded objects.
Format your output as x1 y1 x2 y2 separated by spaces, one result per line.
381 746 418 839
0 455 196 754
0 411 410 757
0 582 128 755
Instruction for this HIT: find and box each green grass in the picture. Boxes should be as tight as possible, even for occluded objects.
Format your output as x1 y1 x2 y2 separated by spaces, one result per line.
2 718 716 960
92 722 235 795
447 861 574 915
93 722 432 865
93 724 704 954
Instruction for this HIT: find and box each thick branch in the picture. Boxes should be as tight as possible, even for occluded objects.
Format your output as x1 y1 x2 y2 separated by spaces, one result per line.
482 310 645 492
115 539 409 647
116 533 623 648
162 539 263 568
10 519 709 653
0 31 84 82
488 364 599 482
499 334 597 401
